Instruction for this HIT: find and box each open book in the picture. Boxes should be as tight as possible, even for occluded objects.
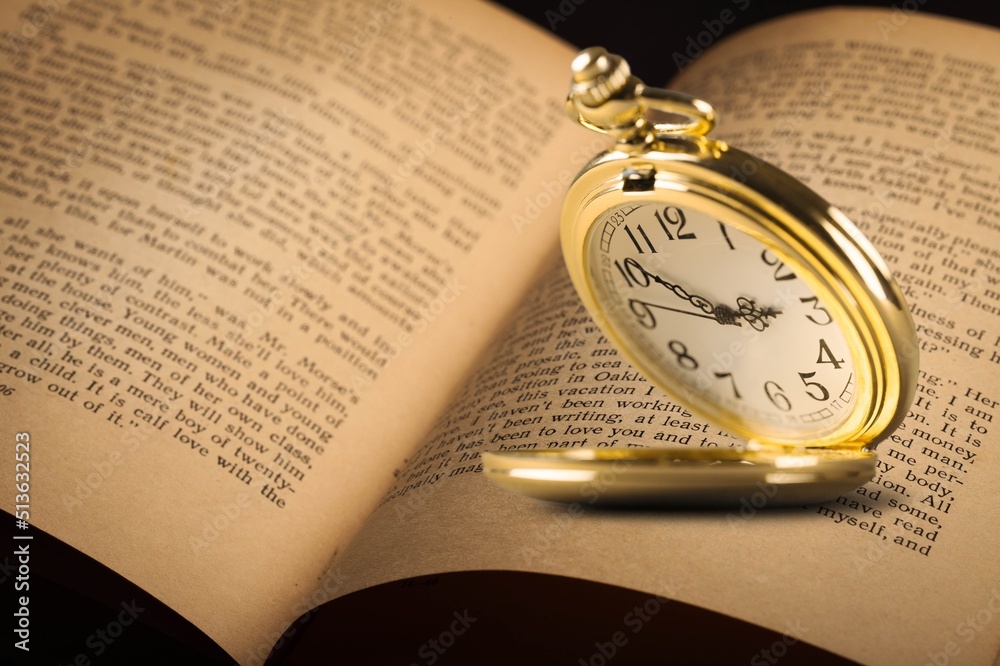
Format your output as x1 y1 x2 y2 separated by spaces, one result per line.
1 0 998 664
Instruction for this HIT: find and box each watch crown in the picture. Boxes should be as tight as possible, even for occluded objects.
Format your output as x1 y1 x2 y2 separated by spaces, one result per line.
569 47 631 108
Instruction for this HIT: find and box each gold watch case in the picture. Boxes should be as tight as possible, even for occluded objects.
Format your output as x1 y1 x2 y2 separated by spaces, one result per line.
484 48 918 506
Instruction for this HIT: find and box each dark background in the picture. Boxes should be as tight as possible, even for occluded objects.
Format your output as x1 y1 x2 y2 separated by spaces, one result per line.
496 0 1000 84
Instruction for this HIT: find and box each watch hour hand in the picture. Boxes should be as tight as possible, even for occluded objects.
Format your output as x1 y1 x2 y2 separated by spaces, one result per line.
710 304 742 326
734 297 782 331
711 301 782 328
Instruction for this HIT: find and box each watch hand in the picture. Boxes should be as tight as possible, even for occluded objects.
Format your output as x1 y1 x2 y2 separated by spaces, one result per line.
734 297 782 331
630 300 725 322
626 258 782 329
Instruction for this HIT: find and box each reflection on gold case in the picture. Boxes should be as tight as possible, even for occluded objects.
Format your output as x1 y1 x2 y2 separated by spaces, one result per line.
484 449 876 507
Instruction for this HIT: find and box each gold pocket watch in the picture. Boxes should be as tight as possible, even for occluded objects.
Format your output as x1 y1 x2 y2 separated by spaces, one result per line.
484 48 918 506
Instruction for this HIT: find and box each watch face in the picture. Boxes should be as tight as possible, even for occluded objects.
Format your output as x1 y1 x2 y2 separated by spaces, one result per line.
586 201 859 443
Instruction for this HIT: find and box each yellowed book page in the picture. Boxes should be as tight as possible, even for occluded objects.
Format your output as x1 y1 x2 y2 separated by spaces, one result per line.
0 0 586 661
323 9 1000 666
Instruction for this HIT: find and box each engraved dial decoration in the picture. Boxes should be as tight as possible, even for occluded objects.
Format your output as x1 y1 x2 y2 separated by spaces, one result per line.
587 201 858 442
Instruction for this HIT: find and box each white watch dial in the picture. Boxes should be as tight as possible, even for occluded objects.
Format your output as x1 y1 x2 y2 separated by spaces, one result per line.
587 201 858 442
